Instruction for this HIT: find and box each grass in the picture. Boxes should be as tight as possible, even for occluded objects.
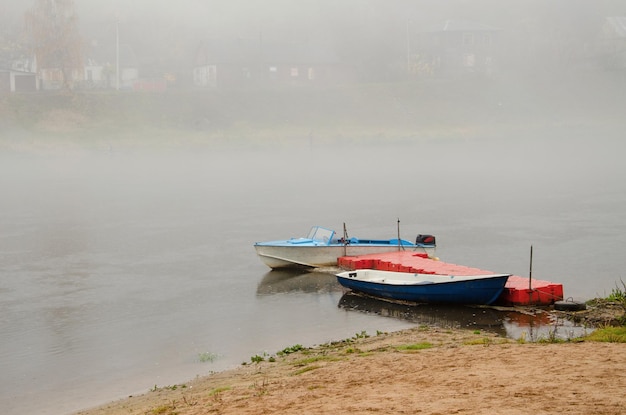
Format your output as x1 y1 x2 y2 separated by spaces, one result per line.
395 342 434 351
277 344 306 356
209 386 232 396
584 326 626 343
606 279 626 305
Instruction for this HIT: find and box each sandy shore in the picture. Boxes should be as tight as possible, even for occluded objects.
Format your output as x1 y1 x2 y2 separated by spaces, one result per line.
75 326 626 415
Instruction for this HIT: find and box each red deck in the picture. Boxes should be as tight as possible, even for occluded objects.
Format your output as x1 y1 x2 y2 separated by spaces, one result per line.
337 251 563 306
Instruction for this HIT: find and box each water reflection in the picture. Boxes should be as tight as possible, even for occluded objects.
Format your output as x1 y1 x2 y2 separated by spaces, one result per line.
338 292 508 336
338 291 590 341
256 269 341 295
256 270 591 341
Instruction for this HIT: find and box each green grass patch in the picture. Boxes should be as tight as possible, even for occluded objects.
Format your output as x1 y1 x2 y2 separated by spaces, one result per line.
277 344 306 356
395 342 433 351
464 337 494 346
584 326 626 343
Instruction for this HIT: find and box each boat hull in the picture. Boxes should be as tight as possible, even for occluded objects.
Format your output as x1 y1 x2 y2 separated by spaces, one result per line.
254 244 434 269
336 270 509 305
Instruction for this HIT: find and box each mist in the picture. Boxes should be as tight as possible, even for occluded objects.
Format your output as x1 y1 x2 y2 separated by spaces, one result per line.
2 2 626 414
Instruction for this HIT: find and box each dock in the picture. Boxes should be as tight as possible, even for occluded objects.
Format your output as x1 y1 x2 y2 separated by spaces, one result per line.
337 251 563 306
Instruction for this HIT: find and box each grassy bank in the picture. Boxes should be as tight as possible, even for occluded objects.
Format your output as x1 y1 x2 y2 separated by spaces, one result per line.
3 73 624 145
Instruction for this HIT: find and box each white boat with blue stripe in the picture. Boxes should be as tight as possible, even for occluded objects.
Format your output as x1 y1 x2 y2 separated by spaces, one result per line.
254 224 436 269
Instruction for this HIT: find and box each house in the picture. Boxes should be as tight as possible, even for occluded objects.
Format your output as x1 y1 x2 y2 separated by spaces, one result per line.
0 68 38 93
597 16 626 70
0 54 38 93
82 42 140 89
193 38 345 88
413 20 501 77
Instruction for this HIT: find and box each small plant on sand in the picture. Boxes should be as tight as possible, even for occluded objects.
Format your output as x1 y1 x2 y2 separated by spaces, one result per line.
252 377 270 396
464 337 494 346
606 279 626 305
277 344 305 356
209 386 231 402
353 330 369 339
150 384 186 392
148 401 176 414
250 354 265 364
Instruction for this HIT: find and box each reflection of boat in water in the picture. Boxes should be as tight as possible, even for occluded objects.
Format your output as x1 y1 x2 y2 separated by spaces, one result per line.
338 292 507 336
256 269 342 296
338 292 590 340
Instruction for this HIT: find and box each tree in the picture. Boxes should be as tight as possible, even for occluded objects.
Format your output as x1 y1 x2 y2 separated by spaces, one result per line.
25 0 82 90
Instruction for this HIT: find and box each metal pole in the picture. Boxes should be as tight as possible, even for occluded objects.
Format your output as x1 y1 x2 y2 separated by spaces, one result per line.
406 19 410 74
529 245 533 291
397 218 401 250
343 223 348 257
116 19 120 91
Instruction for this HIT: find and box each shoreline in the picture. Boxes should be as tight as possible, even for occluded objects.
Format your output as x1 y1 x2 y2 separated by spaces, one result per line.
74 325 626 415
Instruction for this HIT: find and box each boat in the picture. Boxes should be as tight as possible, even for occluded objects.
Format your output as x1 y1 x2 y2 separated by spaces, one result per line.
254 225 436 269
335 269 510 305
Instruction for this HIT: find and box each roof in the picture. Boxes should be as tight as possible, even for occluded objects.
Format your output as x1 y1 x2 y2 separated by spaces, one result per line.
196 38 339 66
421 20 501 33
85 43 138 67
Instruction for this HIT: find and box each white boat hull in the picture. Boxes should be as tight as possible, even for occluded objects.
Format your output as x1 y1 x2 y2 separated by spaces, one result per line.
254 244 434 269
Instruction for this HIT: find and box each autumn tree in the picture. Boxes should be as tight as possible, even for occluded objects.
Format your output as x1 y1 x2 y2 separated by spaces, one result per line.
25 0 82 90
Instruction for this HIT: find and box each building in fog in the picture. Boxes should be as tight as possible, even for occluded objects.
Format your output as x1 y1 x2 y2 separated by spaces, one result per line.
412 20 501 78
597 16 626 70
193 38 347 88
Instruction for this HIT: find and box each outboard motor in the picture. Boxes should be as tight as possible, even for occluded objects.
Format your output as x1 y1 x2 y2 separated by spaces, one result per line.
416 234 436 246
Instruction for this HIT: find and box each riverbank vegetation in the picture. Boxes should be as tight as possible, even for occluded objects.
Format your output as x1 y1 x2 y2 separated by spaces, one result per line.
2 70 624 147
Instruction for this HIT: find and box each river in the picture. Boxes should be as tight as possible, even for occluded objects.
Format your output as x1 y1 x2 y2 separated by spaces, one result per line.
1 133 624 414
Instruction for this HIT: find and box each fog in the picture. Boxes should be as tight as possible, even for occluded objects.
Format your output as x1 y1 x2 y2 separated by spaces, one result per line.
2 3 626 413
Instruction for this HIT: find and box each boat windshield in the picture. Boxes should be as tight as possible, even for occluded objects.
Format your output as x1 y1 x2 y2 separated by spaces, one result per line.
307 226 335 245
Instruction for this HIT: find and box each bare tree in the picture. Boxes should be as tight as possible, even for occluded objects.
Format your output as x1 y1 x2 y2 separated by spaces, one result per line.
25 0 82 90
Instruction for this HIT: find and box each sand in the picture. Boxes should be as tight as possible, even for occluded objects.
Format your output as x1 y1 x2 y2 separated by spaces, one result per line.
74 327 626 415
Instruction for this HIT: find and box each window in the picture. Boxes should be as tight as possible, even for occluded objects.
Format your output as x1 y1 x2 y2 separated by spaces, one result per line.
462 33 474 46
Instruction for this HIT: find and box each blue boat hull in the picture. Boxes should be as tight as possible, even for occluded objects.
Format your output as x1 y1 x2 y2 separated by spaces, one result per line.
336 273 509 305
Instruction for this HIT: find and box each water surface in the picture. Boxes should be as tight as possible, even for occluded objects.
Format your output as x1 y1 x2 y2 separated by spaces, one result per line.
1 134 624 414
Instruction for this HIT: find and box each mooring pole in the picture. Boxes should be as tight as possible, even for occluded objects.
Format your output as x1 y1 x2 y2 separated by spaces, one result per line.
343 223 348 257
529 245 533 291
397 218 401 250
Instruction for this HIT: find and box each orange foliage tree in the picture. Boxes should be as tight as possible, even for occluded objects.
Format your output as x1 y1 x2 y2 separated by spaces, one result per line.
25 0 82 89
